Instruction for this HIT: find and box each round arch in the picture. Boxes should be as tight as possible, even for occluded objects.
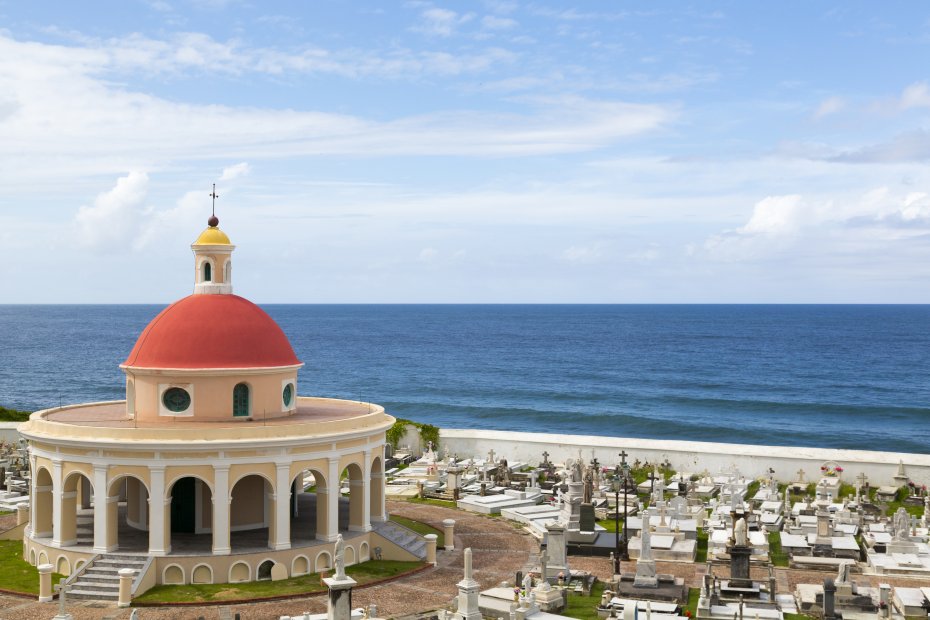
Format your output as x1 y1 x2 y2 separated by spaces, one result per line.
167 475 214 554
340 462 365 533
230 473 274 550
289 467 328 544
59 471 94 547
315 550 332 572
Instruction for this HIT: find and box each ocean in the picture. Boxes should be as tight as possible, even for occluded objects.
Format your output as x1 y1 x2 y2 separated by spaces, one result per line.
1 304 928 454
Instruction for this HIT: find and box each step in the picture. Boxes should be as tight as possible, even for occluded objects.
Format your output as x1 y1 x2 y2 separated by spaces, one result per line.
69 588 119 600
95 559 147 567
76 573 119 584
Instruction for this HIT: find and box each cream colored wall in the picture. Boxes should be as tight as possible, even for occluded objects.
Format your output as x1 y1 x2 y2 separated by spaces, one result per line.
129 370 298 422
195 252 229 284
151 533 372 585
230 475 267 527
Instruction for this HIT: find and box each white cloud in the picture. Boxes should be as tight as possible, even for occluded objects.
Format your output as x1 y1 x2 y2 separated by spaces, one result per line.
482 15 518 30
901 81 930 109
414 8 475 37
0 33 672 185
418 247 438 262
220 162 250 181
74 172 149 251
738 194 806 235
561 242 605 264
812 96 845 120
702 188 930 264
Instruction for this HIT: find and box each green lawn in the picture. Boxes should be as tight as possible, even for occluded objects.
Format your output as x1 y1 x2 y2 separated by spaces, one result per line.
0 541 64 594
562 580 604 620
405 496 457 508
390 514 445 548
695 530 708 563
685 587 700 617
134 560 423 604
596 519 621 533
768 531 789 567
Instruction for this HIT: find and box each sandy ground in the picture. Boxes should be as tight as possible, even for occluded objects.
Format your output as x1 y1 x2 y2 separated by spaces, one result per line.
3 502 929 620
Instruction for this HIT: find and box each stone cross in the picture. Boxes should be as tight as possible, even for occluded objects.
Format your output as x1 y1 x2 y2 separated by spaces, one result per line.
856 472 868 492
542 451 550 465
487 449 496 466
529 470 538 488
539 549 548 581
796 468 805 483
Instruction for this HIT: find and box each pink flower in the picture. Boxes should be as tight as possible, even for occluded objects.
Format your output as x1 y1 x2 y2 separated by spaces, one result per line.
835 467 843 473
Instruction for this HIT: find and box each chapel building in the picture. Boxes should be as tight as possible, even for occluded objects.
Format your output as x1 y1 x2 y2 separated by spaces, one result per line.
19 216 395 587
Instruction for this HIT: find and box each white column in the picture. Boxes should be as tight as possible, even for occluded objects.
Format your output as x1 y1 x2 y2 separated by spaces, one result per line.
28 455 37 535
274 463 291 550
93 465 109 553
51 459 63 546
148 466 168 556
360 450 372 532
371 469 387 523
212 466 230 555
324 457 340 542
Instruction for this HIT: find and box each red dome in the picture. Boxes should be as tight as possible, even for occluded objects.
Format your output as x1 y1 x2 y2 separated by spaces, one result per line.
124 295 301 369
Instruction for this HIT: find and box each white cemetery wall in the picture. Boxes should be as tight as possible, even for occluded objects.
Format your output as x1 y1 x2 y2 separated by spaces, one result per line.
0 423 21 444
440 429 930 487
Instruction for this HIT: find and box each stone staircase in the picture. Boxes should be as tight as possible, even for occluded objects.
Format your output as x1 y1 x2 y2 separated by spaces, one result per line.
372 520 426 560
68 554 147 601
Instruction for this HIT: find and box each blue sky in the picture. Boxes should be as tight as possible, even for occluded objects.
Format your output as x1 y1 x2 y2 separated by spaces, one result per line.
2 1 930 302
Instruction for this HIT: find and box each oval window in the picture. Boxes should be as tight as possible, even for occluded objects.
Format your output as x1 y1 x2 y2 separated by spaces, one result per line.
283 383 293 407
163 387 191 412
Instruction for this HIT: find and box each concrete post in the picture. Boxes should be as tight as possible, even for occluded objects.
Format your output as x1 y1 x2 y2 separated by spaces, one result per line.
38 563 53 602
16 504 28 526
443 519 455 550
324 574 357 620
425 534 438 565
118 568 135 608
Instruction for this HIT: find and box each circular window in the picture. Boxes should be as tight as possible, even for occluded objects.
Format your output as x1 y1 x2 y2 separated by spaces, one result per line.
283 383 294 407
162 387 191 412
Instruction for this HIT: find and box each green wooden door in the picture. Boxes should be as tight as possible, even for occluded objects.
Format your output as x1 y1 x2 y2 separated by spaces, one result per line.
233 383 249 417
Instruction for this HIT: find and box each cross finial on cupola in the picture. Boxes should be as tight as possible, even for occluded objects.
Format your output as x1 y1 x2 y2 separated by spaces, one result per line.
208 183 220 227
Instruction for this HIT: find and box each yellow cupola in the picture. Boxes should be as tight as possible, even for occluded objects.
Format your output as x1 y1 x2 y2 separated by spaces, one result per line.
191 213 235 295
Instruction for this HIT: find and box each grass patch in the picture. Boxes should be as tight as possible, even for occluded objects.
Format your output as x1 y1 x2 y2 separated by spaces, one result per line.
0 541 64 594
134 560 422 604
768 531 789 567
405 496 456 508
596 519 621 533
784 614 817 620
0 406 30 422
695 529 708 563
390 514 445 548
745 480 760 499
685 587 701 617
562 579 604 620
